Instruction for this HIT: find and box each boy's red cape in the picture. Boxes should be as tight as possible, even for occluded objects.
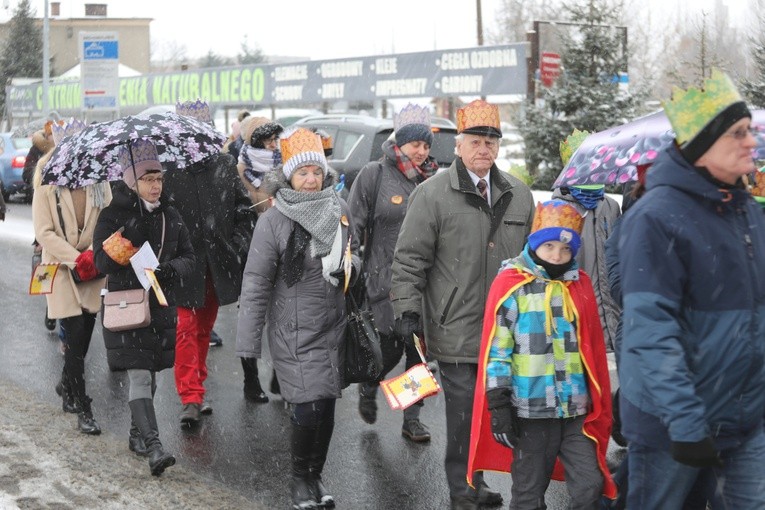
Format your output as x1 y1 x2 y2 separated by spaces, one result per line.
467 268 617 499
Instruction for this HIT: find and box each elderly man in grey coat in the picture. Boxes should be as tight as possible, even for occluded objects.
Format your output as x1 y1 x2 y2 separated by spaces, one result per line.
391 99 534 510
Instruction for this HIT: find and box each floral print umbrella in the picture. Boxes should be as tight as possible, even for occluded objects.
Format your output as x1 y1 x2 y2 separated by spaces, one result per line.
552 109 765 188
41 112 227 188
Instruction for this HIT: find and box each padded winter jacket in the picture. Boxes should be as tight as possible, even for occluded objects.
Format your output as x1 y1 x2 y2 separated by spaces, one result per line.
618 145 765 450
93 183 196 372
163 153 255 309
235 171 361 404
390 158 534 363
347 140 436 334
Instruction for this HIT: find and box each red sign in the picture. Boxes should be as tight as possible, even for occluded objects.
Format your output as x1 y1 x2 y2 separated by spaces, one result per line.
540 51 561 88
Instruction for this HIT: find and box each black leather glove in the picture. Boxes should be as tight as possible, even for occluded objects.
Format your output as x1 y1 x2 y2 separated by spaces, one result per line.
155 263 176 286
394 312 422 346
330 265 356 288
670 437 723 468
487 388 520 449
122 215 153 247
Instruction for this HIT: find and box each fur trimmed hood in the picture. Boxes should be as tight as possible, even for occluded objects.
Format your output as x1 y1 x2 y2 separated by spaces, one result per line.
32 130 54 153
262 166 339 197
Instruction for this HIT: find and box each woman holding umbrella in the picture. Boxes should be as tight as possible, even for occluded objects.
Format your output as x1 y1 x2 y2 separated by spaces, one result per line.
32 121 112 436
93 139 195 477
237 127 360 509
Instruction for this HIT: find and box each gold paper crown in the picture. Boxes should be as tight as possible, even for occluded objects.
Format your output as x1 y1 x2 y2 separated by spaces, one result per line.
560 129 590 166
456 99 501 135
531 200 584 235
662 68 744 144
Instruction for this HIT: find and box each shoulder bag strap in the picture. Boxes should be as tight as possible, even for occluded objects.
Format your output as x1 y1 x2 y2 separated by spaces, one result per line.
363 162 384 266
156 212 167 261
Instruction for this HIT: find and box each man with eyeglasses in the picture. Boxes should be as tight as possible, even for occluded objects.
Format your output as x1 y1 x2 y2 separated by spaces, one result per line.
164 101 256 426
616 69 765 508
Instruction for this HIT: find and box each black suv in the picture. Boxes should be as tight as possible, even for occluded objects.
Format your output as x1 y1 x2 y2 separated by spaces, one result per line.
293 114 457 188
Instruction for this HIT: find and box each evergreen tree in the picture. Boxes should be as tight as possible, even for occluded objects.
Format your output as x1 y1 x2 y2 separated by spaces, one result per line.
238 36 266 65
518 0 643 189
740 15 765 108
0 0 43 119
198 50 233 69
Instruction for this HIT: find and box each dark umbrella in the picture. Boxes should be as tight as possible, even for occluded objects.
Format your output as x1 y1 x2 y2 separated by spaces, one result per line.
552 109 765 188
41 112 226 188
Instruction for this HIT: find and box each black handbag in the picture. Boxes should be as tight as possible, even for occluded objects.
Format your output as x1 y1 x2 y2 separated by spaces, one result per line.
343 292 384 385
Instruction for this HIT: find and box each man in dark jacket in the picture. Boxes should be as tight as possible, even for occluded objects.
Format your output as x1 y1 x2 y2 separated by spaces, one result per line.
165 100 257 425
391 99 534 510
617 69 765 509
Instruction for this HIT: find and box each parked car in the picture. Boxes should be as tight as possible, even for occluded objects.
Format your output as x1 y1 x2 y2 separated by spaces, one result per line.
0 132 31 201
293 114 458 188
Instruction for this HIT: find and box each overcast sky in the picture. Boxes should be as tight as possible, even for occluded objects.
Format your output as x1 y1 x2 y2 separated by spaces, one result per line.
5 0 504 60
1 0 747 62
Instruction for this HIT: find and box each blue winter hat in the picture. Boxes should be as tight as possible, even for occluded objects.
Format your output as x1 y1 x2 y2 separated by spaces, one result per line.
527 200 584 257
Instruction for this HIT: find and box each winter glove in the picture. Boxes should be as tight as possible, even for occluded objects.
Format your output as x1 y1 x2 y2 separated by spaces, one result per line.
329 265 357 289
487 388 520 449
670 438 723 468
394 312 422 347
154 263 177 287
122 215 152 247
73 249 100 282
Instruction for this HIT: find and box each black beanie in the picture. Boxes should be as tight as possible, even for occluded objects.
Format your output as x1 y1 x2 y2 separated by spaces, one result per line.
681 101 752 163
395 123 434 147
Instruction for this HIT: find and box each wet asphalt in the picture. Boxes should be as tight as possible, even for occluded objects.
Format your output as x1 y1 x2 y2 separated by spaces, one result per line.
0 201 624 509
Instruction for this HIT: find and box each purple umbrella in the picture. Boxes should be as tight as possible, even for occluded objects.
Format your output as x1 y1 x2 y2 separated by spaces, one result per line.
41 112 226 188
552 109 765 188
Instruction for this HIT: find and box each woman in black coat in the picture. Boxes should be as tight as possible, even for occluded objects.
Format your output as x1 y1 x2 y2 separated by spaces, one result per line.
93 140 195 477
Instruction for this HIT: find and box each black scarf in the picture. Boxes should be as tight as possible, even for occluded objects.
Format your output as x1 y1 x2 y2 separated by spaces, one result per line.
529 248 575 280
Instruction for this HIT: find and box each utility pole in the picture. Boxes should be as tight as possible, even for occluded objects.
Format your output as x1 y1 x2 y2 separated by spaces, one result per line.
477 0 485 100
476 0 484 46
42 0 50 117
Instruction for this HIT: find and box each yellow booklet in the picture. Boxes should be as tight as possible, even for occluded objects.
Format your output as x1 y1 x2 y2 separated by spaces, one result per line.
144 268 168 307
29 263 60 295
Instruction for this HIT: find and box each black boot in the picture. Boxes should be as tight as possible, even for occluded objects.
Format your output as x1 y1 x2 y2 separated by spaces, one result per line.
76 396 101 435
128 419 148 457
309 418 335 508
357 382 378 424
55 369 80 414
241 358 268 403
129 398 176 476
291 422 319 510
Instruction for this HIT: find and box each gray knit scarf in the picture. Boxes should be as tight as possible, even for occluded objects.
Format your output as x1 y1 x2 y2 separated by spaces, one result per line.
274 186 341 258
